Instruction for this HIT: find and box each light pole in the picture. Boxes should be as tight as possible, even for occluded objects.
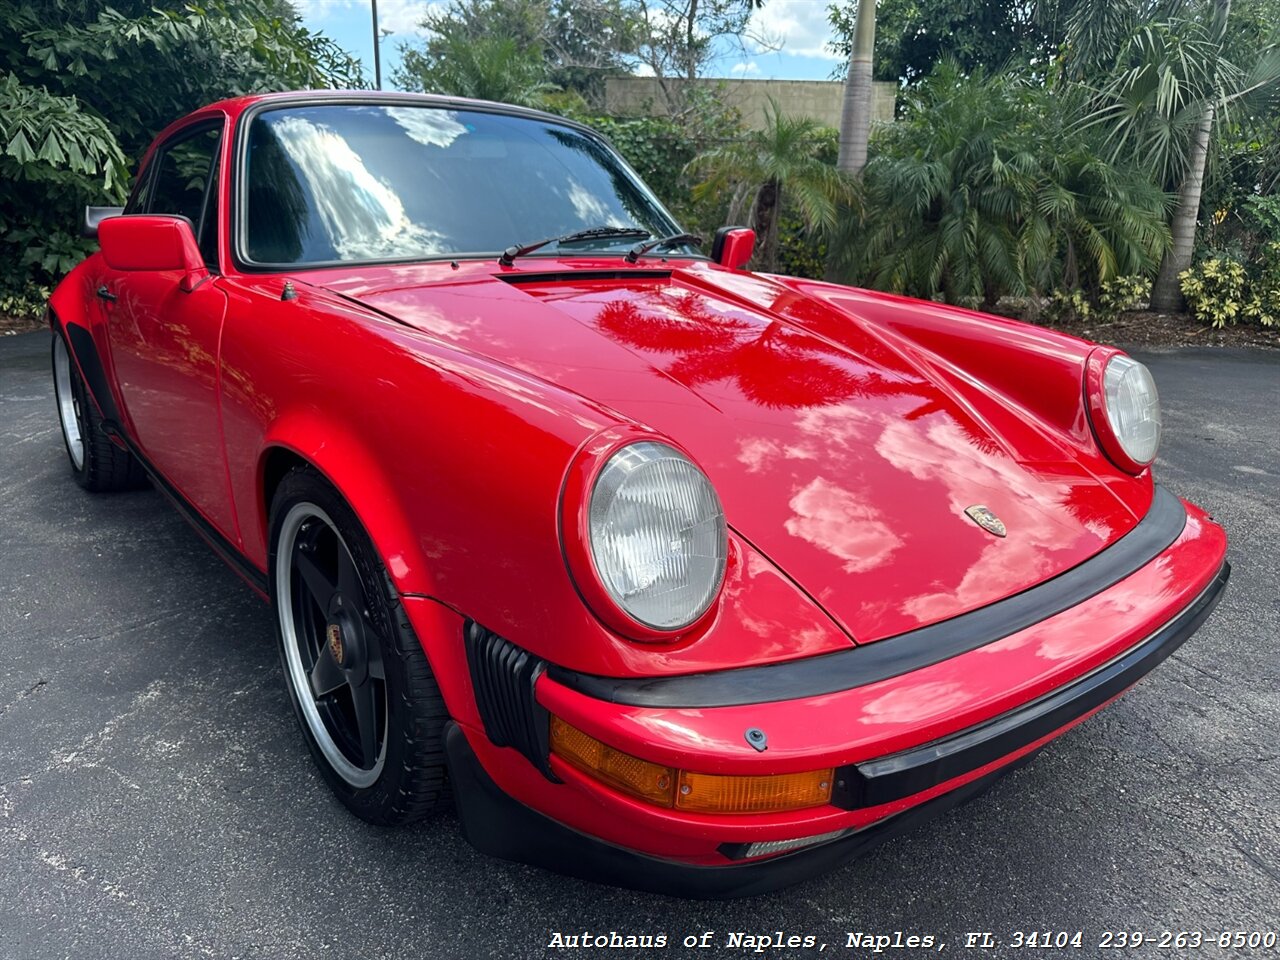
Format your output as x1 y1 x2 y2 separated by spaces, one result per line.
371 0 382 90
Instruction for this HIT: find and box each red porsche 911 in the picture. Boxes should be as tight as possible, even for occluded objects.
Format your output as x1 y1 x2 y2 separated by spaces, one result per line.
48 91 1228 898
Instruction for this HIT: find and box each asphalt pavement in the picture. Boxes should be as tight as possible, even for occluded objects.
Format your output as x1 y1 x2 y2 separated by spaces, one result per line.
1 329 1278 959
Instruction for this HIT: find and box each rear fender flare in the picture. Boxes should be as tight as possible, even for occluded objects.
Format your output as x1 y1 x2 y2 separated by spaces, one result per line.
48 263 125 430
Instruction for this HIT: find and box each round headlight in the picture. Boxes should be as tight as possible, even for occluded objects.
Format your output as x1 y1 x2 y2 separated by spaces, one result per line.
1101 354 1161 466
587 441 727 632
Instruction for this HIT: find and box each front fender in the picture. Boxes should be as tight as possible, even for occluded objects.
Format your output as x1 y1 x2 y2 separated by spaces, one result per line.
217 277 853 680
258 408 433 595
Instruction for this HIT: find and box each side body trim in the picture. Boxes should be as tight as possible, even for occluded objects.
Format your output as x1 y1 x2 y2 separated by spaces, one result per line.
547 487 1188 708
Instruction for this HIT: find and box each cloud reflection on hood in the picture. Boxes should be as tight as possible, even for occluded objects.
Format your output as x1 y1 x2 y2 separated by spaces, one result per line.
785 477 903 574
873 415 1095 624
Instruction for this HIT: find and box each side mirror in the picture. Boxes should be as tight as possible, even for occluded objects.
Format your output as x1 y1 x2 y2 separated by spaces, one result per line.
98 215 209 292
712 226 755 270
82 205 125 239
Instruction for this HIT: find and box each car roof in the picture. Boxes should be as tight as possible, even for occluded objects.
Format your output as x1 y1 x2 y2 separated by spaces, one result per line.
141 90 602 172
197 89 588 131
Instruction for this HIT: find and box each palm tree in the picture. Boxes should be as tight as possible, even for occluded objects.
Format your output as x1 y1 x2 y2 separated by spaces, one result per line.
837 0 877 177
831 63 1170 304
1075 0 1280 309
687 100 851 272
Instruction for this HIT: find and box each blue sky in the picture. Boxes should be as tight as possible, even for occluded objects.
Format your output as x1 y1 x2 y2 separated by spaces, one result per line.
291 0 846 89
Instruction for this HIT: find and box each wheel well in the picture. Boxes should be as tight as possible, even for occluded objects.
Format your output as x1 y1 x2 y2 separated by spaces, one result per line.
261 447 309 537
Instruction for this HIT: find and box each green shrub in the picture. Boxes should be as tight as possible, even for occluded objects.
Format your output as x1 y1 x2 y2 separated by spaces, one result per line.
1097 275 1151 319
1042 288 1091 324
1179 257 1248 327
776 212 828 280
1242 241 1280 327
830 62 1169 304
0 283 50 321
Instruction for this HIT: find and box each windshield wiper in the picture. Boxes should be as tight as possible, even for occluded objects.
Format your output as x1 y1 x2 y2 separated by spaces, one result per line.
625 233 704 263
498 226 651 266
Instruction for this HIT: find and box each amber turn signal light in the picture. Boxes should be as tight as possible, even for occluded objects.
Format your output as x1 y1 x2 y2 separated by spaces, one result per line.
550 715 676 806
549 717 834 815
674 768 832 814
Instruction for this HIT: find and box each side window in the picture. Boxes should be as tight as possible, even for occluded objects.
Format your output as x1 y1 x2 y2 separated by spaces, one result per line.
146 126 223 268
199 159 220 267
123 162 152 215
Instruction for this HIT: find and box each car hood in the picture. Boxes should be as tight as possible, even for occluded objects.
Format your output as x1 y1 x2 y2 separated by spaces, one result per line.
321 263 1144 643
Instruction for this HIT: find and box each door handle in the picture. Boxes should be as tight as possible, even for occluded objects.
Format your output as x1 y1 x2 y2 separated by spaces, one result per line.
96 285 116 303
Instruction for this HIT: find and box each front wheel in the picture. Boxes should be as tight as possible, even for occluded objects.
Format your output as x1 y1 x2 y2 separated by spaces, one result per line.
269 467 449 824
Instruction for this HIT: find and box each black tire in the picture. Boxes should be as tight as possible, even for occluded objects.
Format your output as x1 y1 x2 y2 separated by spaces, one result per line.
268 466 449 825
51 331 147 492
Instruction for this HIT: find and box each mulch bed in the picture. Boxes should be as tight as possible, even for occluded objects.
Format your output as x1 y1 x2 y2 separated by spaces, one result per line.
1 313 46 336
1038 310 1280 350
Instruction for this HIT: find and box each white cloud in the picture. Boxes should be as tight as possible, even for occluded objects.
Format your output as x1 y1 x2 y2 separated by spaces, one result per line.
730 61 760 75
748 0 839 59
377 0 439 36
289 0 438 38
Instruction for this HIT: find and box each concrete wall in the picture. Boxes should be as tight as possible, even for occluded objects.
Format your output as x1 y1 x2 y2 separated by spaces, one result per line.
604 77 897 130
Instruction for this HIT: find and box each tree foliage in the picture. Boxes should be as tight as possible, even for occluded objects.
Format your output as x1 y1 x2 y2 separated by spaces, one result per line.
0 0 364 309
830 63 1171 303
1068 0 1280 308
688 101 851 272
829 0 1076 84
395 0 642 108
634 0 764 85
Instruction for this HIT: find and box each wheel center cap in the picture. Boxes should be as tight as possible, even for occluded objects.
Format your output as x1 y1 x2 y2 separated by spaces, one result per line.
326 622 346 666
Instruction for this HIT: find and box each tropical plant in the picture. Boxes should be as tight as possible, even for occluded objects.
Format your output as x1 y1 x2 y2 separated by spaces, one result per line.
1179 254 1249 325
1098 274 1152 316
687 101 851 272
1073 0 1280 309
0 73 127 194
1242 241 1280 325
1042 288 1092 323
830 63 1170 305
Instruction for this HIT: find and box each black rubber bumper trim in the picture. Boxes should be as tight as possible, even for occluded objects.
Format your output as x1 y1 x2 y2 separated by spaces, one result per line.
445 720 1039 899
547 487 1189 708
834 562 1230 809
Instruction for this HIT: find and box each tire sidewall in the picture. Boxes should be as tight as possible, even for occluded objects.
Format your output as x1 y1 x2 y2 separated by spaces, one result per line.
267 468 432 819
51 332 91 486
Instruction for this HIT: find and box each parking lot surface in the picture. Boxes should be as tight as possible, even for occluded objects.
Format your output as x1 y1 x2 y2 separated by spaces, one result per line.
2 330 1278 958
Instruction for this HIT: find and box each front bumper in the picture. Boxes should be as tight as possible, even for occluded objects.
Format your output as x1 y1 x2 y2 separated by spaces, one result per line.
446 562 1228 897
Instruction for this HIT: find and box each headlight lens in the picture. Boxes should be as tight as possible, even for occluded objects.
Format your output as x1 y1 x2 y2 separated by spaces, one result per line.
588 441 727 631
1102 354 1161 465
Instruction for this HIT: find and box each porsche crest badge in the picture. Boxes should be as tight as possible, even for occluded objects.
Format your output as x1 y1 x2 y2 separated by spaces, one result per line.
964 504 1007 538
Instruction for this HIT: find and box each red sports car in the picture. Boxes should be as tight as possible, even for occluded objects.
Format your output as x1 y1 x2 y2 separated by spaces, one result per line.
48 91 1228 898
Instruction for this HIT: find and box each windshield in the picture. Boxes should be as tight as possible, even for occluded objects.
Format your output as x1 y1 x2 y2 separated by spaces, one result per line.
240 103 692 266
